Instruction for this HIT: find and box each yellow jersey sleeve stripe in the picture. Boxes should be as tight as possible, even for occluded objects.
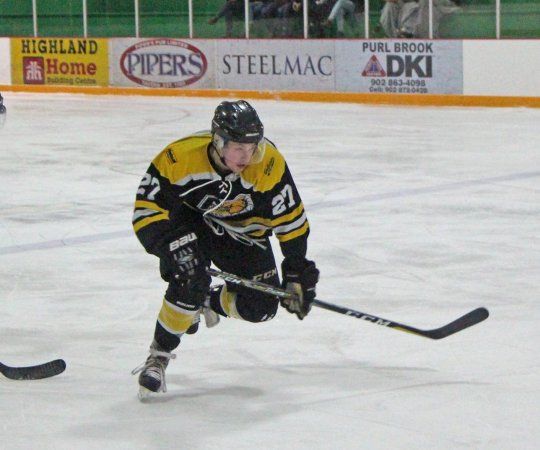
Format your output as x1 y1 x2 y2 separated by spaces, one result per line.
133 213 169 232
276 221 310 243
271 203 305 227
134 200 169 213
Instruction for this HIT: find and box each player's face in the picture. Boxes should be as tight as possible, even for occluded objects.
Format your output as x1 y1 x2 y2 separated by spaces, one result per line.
222 141 256 173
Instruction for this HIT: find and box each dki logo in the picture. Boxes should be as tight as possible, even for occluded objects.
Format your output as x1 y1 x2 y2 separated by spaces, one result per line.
387 55 432 78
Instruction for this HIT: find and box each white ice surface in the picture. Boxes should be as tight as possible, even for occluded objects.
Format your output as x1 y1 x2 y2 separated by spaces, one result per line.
0 93 539 450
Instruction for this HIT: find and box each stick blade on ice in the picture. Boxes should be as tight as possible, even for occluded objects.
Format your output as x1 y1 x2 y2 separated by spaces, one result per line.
0 359 66 380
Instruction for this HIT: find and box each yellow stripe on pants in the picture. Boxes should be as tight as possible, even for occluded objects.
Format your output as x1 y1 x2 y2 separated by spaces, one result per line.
219 286 242 319
157 298 197 334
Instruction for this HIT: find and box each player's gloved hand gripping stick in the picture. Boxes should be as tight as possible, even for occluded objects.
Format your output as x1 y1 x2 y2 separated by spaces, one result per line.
280 258 320 320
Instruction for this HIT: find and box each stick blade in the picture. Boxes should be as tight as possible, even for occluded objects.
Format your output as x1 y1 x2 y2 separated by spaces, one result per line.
0 359 66 380
425 307 489 339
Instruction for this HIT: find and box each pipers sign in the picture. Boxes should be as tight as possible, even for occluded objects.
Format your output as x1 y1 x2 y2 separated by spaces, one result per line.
119 39 207 88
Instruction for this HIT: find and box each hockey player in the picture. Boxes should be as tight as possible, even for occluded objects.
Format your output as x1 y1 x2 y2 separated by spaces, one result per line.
0 93 6 128
131 100 319 397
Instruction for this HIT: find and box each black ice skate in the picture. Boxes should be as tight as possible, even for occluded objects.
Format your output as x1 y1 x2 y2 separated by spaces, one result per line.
131 340 176 399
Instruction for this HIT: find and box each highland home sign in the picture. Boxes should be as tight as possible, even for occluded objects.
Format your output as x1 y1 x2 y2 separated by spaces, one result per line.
11 37 108 86
20 38 99 55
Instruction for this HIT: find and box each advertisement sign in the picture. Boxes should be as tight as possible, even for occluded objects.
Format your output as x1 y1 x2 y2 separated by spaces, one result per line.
336 40 463 94
217 40 335 92
11 38 108 86
0 38 10 85
110 39 215 88
464 41 540 96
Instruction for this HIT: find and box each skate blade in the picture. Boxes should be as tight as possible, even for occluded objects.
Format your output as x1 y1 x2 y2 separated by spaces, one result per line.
138 386 155 401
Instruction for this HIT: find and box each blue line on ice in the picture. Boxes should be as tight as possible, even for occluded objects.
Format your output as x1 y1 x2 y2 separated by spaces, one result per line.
1 170 538 255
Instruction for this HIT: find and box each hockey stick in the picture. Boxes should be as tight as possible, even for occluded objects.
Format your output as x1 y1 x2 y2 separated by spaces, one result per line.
207 268 489 340
0 359 66 380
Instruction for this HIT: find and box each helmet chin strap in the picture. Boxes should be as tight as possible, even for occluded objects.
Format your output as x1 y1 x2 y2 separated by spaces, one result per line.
210 143 230 172
213 134 245 172
213 134 227 157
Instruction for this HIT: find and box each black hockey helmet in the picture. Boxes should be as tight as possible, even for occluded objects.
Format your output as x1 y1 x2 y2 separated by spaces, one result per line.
211 100 265 164
211 100 264 144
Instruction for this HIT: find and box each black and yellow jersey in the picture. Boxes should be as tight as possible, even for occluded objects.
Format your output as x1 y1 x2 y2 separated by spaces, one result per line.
133 131 310 260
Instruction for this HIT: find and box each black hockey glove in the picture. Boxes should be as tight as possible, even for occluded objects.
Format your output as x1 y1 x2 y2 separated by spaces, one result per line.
281 258 320 320
158 229 203 282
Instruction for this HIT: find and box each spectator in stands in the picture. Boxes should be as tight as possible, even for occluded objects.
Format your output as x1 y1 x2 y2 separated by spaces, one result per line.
322 0 361 37
279 0 304 37
379 0 415 37
252 1 270 20
413 0 460 37
291 0 303 15
309 0 336 37
379 0 460 38
208 0 259 37
258 0 295 37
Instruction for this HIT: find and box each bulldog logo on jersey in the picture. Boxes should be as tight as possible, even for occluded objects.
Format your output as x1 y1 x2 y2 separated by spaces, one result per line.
211 194 254 217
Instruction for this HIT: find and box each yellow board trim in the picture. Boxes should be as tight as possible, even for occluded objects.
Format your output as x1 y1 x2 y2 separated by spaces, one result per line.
1 85 538 108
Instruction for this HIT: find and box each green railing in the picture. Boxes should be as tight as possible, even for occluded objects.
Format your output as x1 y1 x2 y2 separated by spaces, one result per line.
0 0 538 38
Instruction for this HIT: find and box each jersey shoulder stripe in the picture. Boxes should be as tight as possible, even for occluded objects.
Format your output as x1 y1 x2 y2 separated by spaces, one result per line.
152 132 214 185
241 141 286 193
